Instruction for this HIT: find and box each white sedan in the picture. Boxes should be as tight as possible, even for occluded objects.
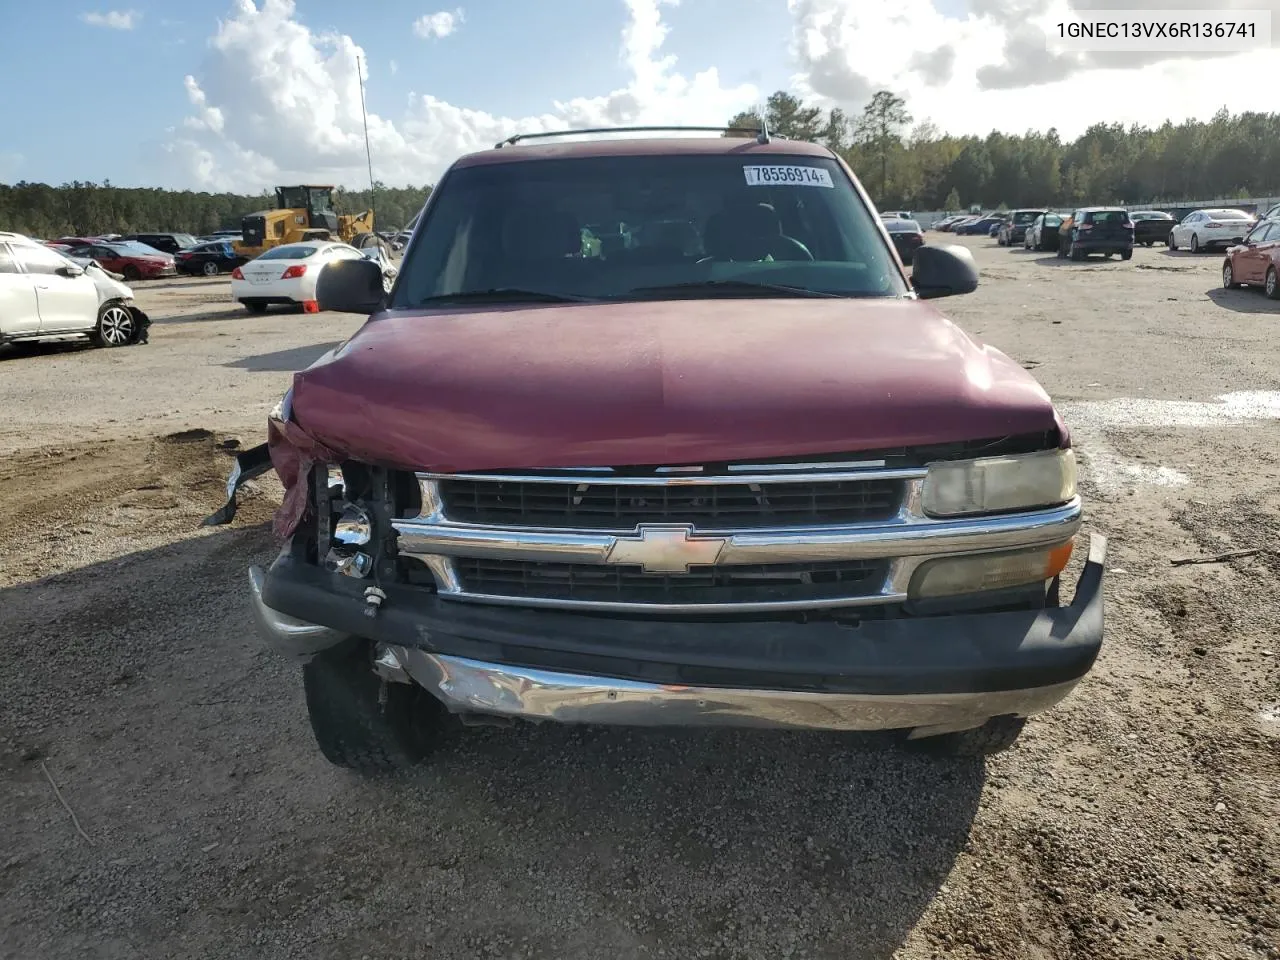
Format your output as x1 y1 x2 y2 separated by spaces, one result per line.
231 241 371 314
0 231 146 348
1167 208 1256 254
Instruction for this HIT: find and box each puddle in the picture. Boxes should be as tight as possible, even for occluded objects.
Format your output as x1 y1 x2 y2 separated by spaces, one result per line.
1060 392 1280 496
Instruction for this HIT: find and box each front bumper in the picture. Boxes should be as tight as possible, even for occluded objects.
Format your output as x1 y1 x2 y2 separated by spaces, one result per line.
247 535 1107 733
1074 238 1133 252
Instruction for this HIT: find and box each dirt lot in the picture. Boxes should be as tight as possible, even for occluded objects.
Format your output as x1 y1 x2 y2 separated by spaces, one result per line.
1 244 1277 959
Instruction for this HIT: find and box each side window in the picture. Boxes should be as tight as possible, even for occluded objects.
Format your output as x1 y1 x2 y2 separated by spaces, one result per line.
1251 223 1274 243
0 244 19 274
14 243 72 275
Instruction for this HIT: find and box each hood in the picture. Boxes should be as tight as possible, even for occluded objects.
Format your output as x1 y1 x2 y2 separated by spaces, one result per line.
82 262 133 302
286 298 1059 473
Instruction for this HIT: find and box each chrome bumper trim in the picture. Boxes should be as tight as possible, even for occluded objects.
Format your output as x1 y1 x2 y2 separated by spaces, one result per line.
387 648 1081 733
395 490 1082 566
248 565 350 660
392 492 1082 612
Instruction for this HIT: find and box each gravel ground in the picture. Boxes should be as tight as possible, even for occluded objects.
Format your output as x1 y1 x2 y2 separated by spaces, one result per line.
1 244 1277 959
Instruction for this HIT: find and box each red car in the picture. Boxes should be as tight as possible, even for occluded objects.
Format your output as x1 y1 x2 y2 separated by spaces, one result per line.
1223 219 1280 299
209 129 1104 769
60 240 177 280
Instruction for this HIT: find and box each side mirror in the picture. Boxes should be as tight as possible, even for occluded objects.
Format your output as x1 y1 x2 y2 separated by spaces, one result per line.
56 264 84 278
316 258 386 315
910 244 979 299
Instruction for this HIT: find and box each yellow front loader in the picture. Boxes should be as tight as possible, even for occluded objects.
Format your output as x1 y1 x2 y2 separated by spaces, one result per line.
233 185 374 259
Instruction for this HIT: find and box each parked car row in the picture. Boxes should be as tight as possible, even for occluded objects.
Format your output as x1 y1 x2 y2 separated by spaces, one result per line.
939 202 1279 300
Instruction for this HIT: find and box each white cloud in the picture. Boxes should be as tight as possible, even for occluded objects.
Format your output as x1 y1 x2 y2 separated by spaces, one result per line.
389 59 399 75
413 8 463 40
787 0 1280 140
80 9 139 29
165 0 757 191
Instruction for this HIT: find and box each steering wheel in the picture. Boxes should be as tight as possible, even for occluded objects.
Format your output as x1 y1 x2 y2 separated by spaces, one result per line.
773 236 815 261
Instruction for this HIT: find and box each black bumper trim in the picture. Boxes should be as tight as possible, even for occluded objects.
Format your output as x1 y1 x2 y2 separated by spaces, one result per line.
258 540 1106 697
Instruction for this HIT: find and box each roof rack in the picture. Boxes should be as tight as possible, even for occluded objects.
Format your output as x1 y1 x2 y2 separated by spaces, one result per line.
493 124 782 149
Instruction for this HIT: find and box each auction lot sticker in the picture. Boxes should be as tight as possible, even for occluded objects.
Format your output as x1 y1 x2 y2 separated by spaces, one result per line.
743 165 834 188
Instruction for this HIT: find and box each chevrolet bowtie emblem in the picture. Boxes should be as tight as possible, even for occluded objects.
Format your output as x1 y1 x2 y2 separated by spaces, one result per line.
605 524 727 574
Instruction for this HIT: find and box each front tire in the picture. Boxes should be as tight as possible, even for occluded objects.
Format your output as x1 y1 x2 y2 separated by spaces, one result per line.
1120 248 1132 261
122 264 142 281
303 642 452 774
912 716 1027 756
1190 233 1201 254
202 261 220 276
91 301 136 347
1222 260 1237 288
1168 233 1178 251
1267 266 1279 300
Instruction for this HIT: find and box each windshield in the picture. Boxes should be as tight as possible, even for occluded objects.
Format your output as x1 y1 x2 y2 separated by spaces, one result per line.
257 244 318 260
1012 211 1042 224
394 153 906 306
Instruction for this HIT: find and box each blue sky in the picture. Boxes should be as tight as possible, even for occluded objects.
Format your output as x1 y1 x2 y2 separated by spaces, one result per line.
0 0 794 188
0 0 1273 191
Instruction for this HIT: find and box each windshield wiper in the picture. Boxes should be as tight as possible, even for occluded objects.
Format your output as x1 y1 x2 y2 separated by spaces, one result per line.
621 280 847 299
409 288 597 306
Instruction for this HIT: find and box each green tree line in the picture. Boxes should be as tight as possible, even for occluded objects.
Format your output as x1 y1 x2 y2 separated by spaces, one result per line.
728 92 1280 211
0 180 432 239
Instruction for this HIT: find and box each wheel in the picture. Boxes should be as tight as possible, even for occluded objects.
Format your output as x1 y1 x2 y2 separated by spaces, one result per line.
1145 240 1154 247
1070 240 1084 261
1267 266 1279 300
1222 260 1236 288
122 264 142 281
242 300 269 314
302 641 452 774
1190 233 1200 254
912 716 1027 756
1168 233 1177 251
1120 248 1132 261
91 301 136 347
202 261 220 276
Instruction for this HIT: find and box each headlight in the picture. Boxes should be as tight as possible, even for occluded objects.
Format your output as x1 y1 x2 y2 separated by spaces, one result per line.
269 387 293 422
921 449 1076 517
910 541 1074 598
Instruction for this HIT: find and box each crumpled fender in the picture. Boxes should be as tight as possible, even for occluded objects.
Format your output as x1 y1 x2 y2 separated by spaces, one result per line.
127 305 151 345
202 415 342 536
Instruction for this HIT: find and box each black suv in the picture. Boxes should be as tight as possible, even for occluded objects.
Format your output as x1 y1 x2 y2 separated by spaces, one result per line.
119 232 198 255
1057 208 1134 261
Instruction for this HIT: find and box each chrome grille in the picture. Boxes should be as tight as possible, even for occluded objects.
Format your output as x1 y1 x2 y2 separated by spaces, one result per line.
391 457 1084 614
436 476 903 530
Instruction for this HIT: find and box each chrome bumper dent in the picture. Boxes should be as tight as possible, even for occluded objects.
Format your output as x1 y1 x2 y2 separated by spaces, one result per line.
248 566 350 660
381 647 1081 732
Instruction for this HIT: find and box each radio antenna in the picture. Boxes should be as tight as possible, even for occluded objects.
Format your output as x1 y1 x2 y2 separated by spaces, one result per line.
356 54 377 228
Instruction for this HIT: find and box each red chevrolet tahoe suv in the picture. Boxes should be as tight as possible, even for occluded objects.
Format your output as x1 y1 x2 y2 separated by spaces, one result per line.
210 128 1105 771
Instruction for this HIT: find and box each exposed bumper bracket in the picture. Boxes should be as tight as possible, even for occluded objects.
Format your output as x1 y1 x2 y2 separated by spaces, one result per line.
248 565 349 661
